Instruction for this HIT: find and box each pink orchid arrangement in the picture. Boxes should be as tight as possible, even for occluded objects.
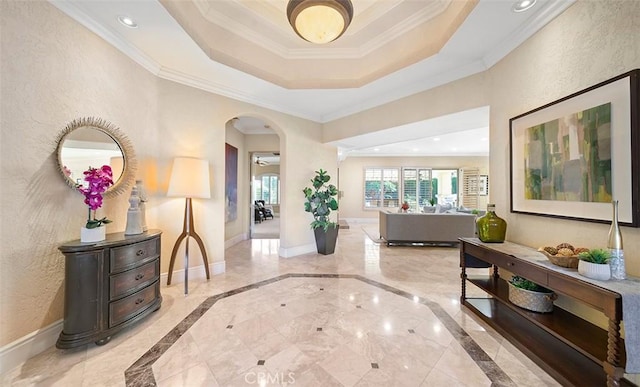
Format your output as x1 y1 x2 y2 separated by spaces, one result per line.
78 165 114 229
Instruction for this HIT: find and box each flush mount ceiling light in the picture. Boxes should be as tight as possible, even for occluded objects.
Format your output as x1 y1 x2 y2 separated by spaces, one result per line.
117 15 138 28
287 0 354 44
512 0 537 13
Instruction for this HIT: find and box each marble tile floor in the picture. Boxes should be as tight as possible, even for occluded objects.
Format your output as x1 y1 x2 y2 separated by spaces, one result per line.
1 226 562 386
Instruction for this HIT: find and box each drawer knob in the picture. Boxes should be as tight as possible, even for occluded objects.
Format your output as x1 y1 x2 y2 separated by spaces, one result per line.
135 298 145 305
136 250 145 256
135 273 145 280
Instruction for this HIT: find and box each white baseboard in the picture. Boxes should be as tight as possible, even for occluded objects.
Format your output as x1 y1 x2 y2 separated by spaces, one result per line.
225 233 248 249
0 261 227 376
0 319 63 375
160 261 226 285
279 243 316 258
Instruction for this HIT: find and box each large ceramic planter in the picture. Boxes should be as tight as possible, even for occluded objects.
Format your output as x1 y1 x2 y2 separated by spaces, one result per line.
81 226 106 243
578 260 611 281
314 225 339 255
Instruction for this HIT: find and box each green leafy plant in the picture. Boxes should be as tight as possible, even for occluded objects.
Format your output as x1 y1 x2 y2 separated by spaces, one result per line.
428 198 436 206
303 169 339 231
578 248 611 264
510 276 550 292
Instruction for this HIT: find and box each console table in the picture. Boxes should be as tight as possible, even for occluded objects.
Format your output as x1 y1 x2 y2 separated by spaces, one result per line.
459 238 635 387
57 230 162 349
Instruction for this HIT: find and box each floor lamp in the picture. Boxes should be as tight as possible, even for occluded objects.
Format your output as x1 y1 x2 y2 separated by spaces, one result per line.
166 157 211 294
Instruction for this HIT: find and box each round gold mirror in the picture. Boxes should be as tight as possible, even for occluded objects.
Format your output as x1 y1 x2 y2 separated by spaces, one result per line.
56 117 136 198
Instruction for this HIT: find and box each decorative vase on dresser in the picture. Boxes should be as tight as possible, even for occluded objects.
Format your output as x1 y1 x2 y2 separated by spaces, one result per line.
57 229 162 349
476 204 507 243
80 225 106 243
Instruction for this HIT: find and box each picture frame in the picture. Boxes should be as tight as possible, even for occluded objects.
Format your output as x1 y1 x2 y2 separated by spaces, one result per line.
225 143 238 223
479 175 488 196
510 69 639 227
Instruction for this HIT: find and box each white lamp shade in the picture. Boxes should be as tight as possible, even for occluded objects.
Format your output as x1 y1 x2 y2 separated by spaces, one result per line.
167 157 211 199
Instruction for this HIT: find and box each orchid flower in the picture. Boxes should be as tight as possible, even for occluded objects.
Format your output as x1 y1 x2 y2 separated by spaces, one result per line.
78 165 114 228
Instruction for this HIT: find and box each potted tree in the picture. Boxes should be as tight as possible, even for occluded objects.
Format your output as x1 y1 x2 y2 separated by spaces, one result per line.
303 169 339 255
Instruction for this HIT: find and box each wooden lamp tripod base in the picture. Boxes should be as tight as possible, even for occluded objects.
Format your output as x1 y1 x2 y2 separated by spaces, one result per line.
166 197 210 294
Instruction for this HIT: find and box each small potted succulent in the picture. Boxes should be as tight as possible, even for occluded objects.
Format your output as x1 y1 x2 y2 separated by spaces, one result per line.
508 276 556 313
577 248 611 281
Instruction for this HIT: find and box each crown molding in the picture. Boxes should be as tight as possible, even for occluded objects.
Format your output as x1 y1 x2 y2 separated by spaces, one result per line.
156 67 318 121
48 0 161 75
482 0 576 68
320 58 489 123
49 0 320 121
195 0 448 60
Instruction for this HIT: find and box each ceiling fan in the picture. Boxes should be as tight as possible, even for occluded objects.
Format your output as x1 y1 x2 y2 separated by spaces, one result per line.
255 156 268 166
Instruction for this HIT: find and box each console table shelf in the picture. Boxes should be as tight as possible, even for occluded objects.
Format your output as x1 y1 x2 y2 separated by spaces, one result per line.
460 238 636 387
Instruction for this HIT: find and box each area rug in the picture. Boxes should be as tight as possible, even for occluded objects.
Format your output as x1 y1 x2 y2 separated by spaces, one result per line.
361 225 384 244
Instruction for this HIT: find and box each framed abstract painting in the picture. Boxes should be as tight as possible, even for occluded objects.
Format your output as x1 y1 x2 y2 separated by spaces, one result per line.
510 69 639 227
225 143 238 223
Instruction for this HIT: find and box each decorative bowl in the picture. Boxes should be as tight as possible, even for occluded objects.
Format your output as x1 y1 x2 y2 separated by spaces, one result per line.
538 249 579 269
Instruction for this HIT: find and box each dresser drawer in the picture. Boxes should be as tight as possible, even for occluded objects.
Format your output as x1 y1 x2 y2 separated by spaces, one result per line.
110 237 159 273
109 281 159 328
109 259 159 300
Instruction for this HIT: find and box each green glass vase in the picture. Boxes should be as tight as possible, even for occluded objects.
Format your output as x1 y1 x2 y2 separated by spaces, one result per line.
476 204 507 243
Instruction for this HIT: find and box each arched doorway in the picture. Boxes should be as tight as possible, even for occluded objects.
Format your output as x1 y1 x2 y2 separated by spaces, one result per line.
223 116 281 244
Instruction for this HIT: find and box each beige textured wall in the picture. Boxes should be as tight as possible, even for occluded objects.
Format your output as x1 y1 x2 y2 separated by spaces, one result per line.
0 2 335 346
487 0 640 276
338 156 489 219
0 2 159 346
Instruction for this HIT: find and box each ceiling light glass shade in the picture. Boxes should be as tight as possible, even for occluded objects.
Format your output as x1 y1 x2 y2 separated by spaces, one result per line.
287 0 354 44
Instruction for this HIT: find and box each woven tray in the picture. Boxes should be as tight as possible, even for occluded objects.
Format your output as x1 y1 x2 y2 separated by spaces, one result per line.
538 249 579 269
508 283 556 313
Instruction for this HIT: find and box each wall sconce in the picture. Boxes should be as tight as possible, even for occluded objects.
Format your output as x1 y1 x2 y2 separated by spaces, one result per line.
166 157 211 294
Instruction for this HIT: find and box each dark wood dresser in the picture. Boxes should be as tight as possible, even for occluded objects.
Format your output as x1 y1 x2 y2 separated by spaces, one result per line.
57 229 162 349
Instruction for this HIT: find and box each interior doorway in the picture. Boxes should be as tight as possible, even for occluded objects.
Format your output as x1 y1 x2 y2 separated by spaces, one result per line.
251 152 280 239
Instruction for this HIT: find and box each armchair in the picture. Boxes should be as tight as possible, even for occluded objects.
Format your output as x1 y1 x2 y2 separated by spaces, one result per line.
255 200 274 220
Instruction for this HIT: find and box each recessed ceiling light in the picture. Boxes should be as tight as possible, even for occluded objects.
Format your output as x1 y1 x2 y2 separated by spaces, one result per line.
373 148 380 152
512 0 536 13
412 148 419 152
481 137 488 141
433 138 440 142
117 15 138 28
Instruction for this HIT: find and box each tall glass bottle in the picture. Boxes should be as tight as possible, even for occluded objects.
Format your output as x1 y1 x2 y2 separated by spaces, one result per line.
476 204 507 243
607 200 626 279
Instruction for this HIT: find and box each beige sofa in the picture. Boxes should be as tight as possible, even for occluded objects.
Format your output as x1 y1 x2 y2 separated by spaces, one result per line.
379 211 476 246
